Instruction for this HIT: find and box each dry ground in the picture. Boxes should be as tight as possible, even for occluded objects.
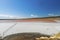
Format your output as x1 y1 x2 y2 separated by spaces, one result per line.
3 33 50 40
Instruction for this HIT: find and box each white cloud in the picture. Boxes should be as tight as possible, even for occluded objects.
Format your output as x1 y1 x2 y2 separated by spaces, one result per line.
0 14 29 19
0 14 14 18
31 14 39 17
0 14 20 19
48 14 54 16
48 14 59 16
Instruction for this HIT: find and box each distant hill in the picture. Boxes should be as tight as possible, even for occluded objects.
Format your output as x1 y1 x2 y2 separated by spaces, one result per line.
0 16 60 20
0 16 60 22
42 16 60 18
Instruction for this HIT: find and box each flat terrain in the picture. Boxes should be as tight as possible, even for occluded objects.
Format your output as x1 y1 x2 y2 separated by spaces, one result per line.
0 17 60 22
0 16 60 40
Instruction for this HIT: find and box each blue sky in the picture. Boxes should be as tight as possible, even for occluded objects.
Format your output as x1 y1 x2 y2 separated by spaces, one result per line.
0 0 60 18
